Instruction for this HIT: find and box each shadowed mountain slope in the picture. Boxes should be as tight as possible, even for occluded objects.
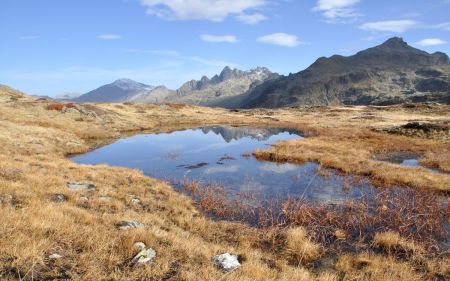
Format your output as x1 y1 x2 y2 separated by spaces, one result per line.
241 37 450 108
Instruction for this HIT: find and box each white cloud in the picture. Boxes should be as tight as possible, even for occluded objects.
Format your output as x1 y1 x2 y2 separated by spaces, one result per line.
415 38 447 46
139 0 267 22
125 48 239 67
313 0 361 21
433 22 450 31
19 35 39 40
235 13 267 24
200 34 238 43
203 165 240 174
360 20 417 33
97 34 121 40
257 33 301 47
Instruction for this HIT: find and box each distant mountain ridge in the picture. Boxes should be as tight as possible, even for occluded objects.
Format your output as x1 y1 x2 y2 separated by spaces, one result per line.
73 67 278 106
72 37 450 107
168 66 279 107
241 37 450 108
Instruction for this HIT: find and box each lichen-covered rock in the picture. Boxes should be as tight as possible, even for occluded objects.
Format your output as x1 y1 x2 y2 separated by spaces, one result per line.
212 253 241 272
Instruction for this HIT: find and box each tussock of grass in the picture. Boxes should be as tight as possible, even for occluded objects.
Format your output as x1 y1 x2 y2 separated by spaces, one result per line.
285 227 322 265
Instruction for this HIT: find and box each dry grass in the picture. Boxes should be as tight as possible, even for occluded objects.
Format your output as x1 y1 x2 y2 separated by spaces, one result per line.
0 86 449 280
285 227 322 265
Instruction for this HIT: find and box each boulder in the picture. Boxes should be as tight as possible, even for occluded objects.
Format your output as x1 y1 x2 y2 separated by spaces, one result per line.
67 181 96 191
212 253 241 272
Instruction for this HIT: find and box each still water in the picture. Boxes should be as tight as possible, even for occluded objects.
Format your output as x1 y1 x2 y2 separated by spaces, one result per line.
72 125 372 202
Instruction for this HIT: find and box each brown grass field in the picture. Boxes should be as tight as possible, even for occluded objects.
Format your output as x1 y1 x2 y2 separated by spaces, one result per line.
0 84 449 280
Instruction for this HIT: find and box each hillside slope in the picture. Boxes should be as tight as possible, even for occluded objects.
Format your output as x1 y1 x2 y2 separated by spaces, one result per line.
242 37 450 108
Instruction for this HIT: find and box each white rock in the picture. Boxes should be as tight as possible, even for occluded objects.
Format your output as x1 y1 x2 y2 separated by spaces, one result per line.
130 198 141 205
133 242 146 251
98 196 112 202
132 248 156 266
212 253 241 272
116 220 145 230
49 253 63 260
67 181 96 191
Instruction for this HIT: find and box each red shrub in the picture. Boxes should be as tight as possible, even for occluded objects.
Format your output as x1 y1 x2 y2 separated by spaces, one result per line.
66 103 77 109
46 104 65 111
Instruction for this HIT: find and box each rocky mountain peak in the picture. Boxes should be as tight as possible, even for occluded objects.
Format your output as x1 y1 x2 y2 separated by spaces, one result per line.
111 78 153 90
379 37 407 49
219 66 243 81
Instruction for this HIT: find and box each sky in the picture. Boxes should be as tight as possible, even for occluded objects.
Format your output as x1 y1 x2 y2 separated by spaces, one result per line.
0 0 449 96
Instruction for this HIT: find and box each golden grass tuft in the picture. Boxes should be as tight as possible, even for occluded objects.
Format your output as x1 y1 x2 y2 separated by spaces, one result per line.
285 227 322 265
372 231 423 256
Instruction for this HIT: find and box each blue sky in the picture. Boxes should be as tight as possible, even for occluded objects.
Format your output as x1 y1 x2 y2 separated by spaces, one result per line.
1 0 449 96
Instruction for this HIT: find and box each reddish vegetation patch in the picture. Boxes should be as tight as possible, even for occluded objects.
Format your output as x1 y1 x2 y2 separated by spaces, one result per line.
46 104 65 111
166 103 186 110
175 180 448 256
66 103 77 109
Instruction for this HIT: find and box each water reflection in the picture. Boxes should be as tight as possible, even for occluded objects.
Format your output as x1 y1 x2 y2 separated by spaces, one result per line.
72 125 372 202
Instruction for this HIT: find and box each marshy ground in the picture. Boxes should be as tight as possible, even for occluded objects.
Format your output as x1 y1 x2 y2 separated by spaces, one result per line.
0 85 449 280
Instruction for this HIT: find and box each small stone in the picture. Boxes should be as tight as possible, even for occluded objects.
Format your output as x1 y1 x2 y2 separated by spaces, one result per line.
130 198 141 205
49 253 63 260
133 242 146 251
116 220 145 230
67 181 96 191
132 248 156 266
212 253 241 272
98 196 112 202
79 196 89 203
50 194 67 203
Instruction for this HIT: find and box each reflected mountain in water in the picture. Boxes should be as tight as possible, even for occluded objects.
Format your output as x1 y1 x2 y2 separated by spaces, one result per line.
199 125 302 142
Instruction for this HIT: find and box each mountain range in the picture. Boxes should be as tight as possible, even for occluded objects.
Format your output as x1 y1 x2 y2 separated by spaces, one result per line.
72 37 450 107
73 67 277 106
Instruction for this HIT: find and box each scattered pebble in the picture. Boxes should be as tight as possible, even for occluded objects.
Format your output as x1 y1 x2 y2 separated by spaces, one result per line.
79 196 89 203
133 242 146 251
130 198 141 205
116 220 145 230
67 181 96 191
49 194 67 203
49 253 63 260
212 253 241 272
98 196 112 202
